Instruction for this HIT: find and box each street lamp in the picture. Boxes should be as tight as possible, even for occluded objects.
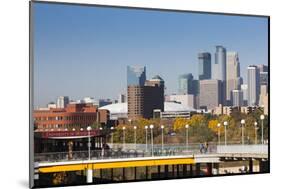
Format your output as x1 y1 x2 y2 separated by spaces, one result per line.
87 126 92 160
260 115 265 144
122 126 126 150
145 126 148 152
217 123 221 145
110 126 114 148
72 128 76 132
185 124 189 151
161 125 165 152
223 121 228 146
241 119 246 145
254 122 258 145
150 124 154 156
80 128 84 131
134 126 137 150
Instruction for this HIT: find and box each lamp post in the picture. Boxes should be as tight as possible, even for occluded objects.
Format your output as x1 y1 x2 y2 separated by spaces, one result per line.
254 122 258 145
87 126 92 160
150 124 154 156
185 124 189 151
110 126 114 148
217 123 221 145
241 119 245 145
260 115 265 144
161 125 164 152
223 121 228 146
145 126 148 152
122 126 126 150
99 127 103 146
134 126 137 150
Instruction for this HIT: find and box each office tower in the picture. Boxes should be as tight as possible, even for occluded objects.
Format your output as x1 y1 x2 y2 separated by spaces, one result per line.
199 79 222 110
56 96 69 108
212 46 227 105
257 64 268 86
127 65 146 86
241 84 248 106
226 52 243 105
231 90 243 107
257 64 268 72
212 46 227 81
198 52 211 80
259 85 268 115
118 94 126 103
127 73 164 120
247 65 260 106
178 73 194 94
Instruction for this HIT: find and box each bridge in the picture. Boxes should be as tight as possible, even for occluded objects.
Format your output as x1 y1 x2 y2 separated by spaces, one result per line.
34 144 269 186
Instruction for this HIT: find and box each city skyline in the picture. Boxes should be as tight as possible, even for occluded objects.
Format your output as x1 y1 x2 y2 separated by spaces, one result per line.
33 3 268 107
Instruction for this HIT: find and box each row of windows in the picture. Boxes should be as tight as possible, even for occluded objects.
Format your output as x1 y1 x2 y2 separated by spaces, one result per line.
35 115 95 121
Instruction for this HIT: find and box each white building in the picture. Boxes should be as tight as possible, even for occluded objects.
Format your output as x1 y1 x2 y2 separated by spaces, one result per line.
166 94 196 109
56 96 69 108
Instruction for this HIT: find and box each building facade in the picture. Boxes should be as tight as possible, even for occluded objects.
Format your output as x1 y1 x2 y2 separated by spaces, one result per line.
178 73 194 95
226 52 243 105
199 79 222 110
127 65 146 86
198 52 211 80
34 103 109 130
231 90 243 107
247 65 260 106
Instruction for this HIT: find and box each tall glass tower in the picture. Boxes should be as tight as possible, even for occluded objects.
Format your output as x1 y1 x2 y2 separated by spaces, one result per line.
213 46 227 81
127 66 146 86
247 65 260 106
178 73 194 94
198 52 211 80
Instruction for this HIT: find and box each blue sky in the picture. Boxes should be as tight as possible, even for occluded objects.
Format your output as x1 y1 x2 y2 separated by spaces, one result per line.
33 2 268 107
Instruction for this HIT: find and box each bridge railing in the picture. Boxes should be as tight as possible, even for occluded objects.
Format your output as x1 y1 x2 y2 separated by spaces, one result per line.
34 143 268 163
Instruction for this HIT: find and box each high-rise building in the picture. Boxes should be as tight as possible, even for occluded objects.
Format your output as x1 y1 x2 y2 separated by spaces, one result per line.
212 46 227 105
127 73 164 120
56 96 69 108
241 84 248 106
212 46 226 81
247 65 260 106
231 90 243 107
199 79 222 110
178 73 194 94
226 52 243 105
257 64 268 86
259 85 268 115
198 52 211 80
127 65 146 86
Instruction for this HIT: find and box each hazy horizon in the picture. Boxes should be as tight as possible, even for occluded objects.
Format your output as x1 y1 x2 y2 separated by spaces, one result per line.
33 2 268 107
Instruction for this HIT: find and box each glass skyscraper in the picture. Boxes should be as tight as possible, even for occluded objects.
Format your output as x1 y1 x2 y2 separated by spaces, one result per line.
198 52 211 80
178 73 194 94
213 46 227 81
127 66 146 86
247 65 260 106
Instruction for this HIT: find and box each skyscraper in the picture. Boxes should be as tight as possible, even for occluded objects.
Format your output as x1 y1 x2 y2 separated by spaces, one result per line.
127 65 146 86
199 79 222 110
241 84 248 106
127 69 164 120
226 52 243 105
256 65 268 87
247 65 260 106
198 52 211 80
56 96 69 108
212 46 227 105
231 90 243 107
212 46 227 81
178 73 194 94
